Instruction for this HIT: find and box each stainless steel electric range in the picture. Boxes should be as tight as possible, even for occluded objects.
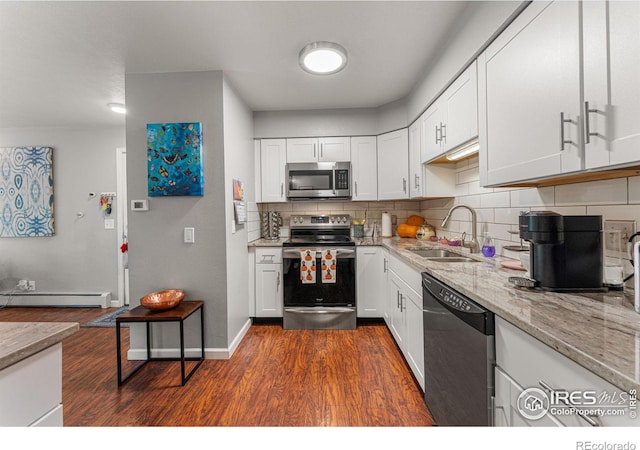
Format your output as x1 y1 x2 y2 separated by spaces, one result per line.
282 214 356 330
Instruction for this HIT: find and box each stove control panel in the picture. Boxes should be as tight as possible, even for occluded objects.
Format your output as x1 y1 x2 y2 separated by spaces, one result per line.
290 214 351 228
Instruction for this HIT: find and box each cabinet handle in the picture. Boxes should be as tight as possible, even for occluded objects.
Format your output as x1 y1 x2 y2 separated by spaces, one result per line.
383 258 388 273
490 396 506 426
414 173 420 188
397 290 401 308
280 183 284 197
400 294 405 312
277 272 281 291
355 181 358 197
320 143 323 158
440 122 446 144
560 112 574 151
538 380 601 427
435 125 441 144
584 101 602 144
403 178 407 193
314 143 317 159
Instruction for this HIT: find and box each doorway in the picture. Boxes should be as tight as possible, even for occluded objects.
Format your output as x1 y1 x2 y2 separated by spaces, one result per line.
116 147 129 306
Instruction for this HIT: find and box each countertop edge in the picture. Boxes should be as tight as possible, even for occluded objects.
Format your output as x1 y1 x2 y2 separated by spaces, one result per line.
381 238 640 393
0 322 79 371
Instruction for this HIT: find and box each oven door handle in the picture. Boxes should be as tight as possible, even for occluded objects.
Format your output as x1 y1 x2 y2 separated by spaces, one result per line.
283 248 356 259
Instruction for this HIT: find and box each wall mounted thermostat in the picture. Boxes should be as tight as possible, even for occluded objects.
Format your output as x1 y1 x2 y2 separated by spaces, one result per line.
131 199 149 211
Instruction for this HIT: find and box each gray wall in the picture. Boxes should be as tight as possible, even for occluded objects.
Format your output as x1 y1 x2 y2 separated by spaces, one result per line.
0 127 124 294
125 71 228 351
222 75 255 347
253 108 378 138
407 1 526 123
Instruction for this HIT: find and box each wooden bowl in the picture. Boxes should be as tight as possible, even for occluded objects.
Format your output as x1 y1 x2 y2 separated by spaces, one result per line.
140 289 185 311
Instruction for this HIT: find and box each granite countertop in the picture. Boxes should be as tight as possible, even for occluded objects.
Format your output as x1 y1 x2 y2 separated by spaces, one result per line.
249 238 288 247
381 237 640 393
0 322 79 371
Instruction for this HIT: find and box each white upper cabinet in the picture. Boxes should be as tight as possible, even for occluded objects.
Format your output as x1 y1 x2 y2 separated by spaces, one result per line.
441 61 478 154
351 136 378 201
408 121 423 199
421 61 478 163
286 137 351 163
377 129 409 200
478 1 582 187
260 139 287 203
420 98 446 163
410 118 456 199
583 0 640 170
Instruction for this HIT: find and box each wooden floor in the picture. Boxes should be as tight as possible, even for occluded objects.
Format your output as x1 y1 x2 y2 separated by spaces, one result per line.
0 306 433 427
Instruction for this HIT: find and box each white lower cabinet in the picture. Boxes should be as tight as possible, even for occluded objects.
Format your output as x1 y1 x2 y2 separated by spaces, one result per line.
494 366 563 427
254 248 283 317
384 253 425 391
0 343 63 426
495 316 638 427
356 247 384 318
386 271 406 347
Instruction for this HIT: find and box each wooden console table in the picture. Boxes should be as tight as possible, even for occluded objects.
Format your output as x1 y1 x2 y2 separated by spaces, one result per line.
116 300 204 386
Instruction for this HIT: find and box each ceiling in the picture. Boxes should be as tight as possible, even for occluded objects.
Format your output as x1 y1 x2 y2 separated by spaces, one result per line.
0 1 472 129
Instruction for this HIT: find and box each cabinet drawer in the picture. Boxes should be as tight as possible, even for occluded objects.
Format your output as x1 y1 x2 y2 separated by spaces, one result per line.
496 317 637 426
256 248 282 264
388 253 422 295
0 343 62 426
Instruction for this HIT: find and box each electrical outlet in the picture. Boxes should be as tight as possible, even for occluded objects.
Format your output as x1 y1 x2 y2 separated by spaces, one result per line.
27 280 35 291
18 279 28 290
603 220 637 254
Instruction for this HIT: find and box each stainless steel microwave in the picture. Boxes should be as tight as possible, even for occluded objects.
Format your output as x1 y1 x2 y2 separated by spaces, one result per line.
285 162 351 200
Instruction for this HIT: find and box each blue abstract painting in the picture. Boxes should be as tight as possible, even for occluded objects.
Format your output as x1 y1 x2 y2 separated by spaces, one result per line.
147 123 203 196
0 147 54 237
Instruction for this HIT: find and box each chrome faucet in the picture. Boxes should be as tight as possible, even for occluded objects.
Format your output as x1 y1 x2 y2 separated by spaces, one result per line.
441 204 480 253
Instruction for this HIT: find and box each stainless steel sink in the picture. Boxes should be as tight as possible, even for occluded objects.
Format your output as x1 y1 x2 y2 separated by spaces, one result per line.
405 247 477 262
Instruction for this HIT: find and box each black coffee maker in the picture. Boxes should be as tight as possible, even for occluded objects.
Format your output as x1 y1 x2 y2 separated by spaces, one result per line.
518 211 605 292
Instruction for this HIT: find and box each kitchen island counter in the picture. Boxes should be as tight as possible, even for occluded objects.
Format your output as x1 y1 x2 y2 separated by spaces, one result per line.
381 237 640 394
0 321 78 371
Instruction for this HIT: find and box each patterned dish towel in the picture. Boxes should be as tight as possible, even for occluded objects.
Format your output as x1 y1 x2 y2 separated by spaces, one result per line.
321 249 337 283
300 249 316 284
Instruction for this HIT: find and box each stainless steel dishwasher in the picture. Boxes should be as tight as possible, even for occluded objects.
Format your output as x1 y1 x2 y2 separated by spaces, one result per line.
422 272 495 426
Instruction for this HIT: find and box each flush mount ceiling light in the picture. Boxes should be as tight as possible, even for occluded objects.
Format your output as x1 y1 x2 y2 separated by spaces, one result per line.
299 41 348 75
108 103 126 114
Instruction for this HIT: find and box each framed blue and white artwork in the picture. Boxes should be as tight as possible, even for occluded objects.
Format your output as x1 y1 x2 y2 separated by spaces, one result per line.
147 122 204 196
0 146 54 237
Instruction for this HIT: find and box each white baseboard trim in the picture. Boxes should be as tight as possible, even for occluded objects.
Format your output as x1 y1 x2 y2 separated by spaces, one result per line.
228 318 252 358
125 318 253 361
1 292 111 308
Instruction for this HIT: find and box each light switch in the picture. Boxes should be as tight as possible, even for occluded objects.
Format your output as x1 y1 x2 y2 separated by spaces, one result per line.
104 219 115 229
184 227 195 243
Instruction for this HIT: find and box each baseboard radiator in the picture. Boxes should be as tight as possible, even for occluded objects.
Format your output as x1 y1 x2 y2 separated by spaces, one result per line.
0 292 111 308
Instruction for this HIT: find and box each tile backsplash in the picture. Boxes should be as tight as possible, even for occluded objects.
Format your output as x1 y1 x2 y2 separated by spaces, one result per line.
258 200 424 239
420 157 640 261
254 156 640 271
